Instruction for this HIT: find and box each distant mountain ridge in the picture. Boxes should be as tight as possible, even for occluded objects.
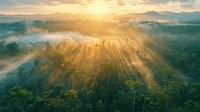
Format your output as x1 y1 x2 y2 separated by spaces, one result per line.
0 11 200 23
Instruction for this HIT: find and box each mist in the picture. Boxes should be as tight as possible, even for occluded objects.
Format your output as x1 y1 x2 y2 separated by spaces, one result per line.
0 16 200 112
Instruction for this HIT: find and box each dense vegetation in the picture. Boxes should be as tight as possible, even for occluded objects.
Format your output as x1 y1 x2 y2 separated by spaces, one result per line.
0 21 200 112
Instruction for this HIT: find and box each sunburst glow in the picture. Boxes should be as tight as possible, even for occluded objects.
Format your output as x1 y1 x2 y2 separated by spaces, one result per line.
88 0 109 14
37 22 162 88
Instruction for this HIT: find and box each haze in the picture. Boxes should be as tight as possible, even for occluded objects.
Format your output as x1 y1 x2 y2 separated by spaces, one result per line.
0 0 200 14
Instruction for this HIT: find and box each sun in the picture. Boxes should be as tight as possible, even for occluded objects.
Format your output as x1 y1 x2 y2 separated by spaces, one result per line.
88 0 109 15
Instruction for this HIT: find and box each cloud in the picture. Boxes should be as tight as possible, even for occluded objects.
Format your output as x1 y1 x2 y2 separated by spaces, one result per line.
180 0 196 8
0 0 197 6
0 0 82 5
143 0 195 4
0 0 199 14
0 0 82 12
116 0 125 5
137 0 196 10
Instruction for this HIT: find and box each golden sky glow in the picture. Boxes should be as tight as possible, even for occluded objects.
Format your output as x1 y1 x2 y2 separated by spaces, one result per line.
0 0 199 14
88 0 110 14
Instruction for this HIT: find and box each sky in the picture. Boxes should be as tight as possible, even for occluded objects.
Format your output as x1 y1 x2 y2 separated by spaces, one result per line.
0 0 200 14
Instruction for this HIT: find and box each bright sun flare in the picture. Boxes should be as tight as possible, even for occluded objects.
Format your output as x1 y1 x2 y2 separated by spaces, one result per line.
88 0 109 14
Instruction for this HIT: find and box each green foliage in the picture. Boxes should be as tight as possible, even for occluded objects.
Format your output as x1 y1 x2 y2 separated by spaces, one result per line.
1 86 33 112
0 21 200 112
6 42 20 54
143 91 171 112
95 100 105 112
0 65 200 112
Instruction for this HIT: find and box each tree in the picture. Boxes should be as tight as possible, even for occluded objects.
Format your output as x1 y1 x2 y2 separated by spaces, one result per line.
0 39 6 50
184 100 200 112
95 100 105 112
2 86 33 112
18 67 25 75
143 91 171 112
62 89 79 111
6 42 19 54
110 91 132 112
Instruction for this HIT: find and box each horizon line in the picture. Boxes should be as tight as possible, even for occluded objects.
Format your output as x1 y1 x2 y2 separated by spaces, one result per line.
1 10 200 16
